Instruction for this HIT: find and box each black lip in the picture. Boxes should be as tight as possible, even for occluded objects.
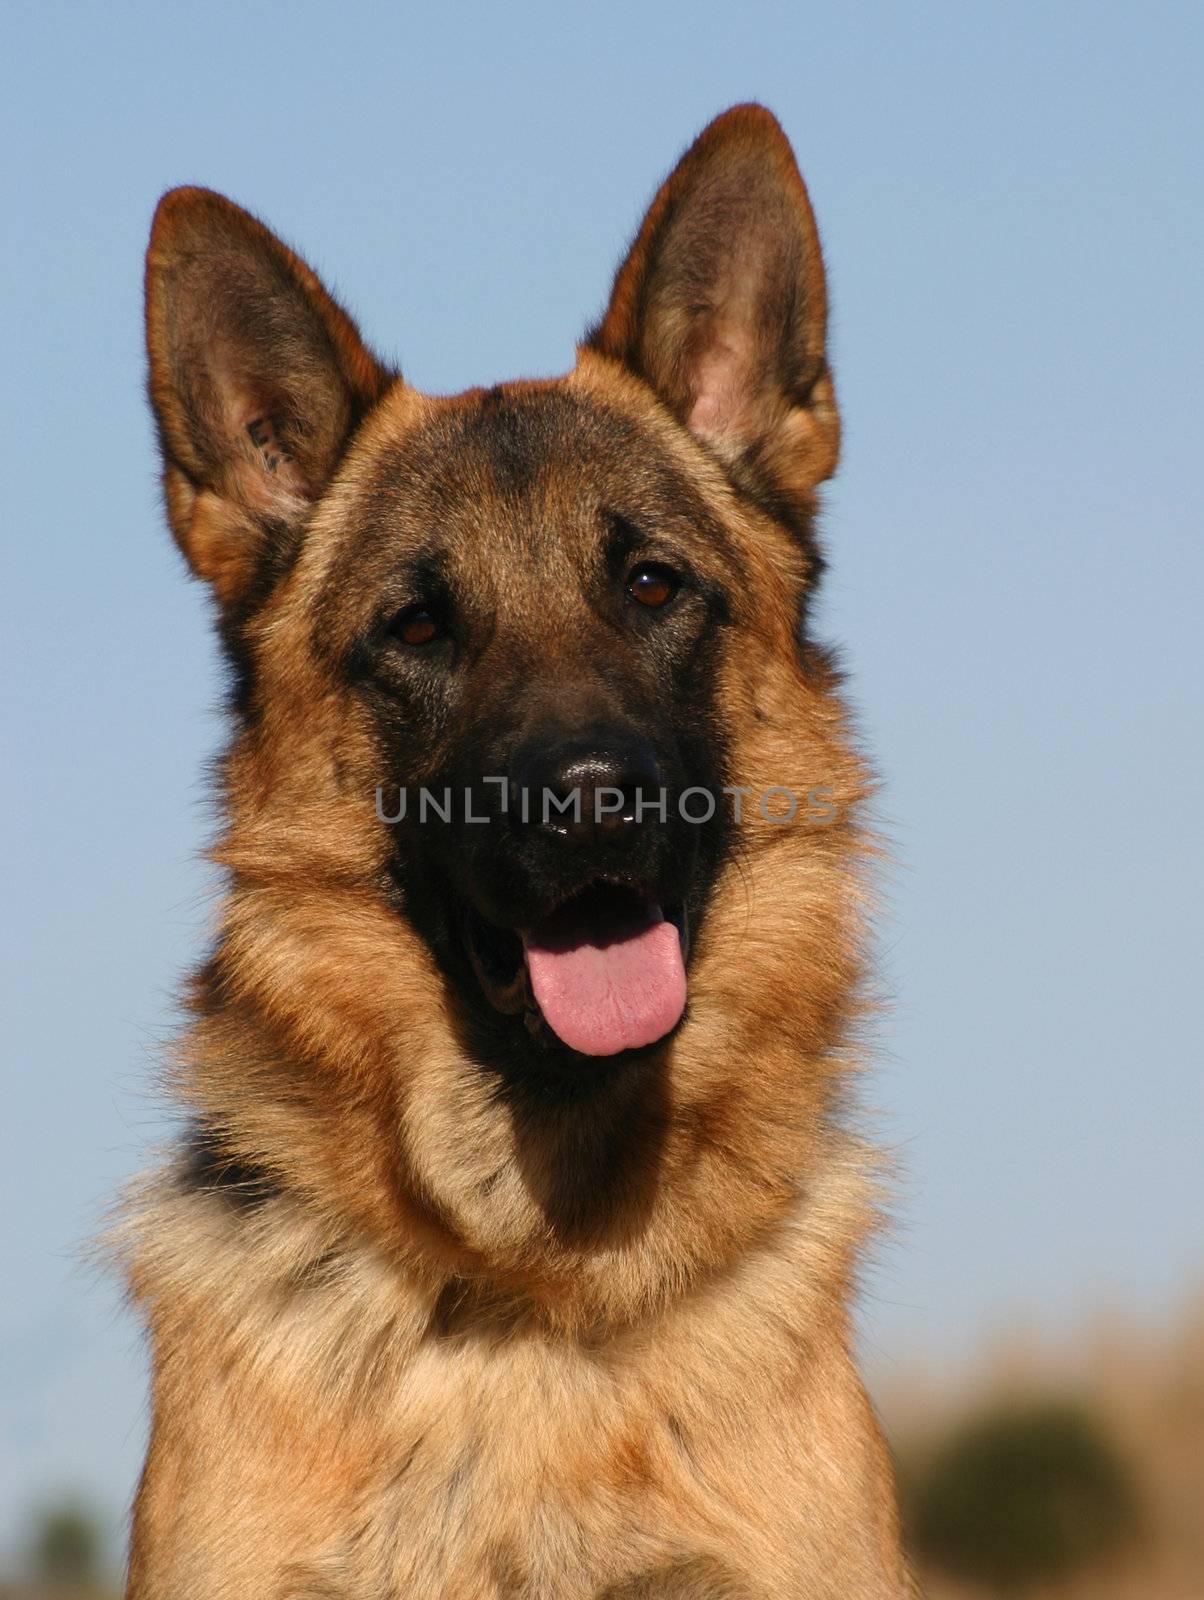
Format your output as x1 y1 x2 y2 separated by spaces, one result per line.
461 903 527 1014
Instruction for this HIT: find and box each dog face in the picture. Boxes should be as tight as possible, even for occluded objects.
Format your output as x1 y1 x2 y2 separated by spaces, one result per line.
146 106 869 1318
321 378 762 1057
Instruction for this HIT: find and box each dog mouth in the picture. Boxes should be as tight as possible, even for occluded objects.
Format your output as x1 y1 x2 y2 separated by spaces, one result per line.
461 882 690 1057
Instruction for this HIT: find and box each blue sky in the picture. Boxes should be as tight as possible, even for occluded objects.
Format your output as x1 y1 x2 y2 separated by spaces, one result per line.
3 0 1202 1566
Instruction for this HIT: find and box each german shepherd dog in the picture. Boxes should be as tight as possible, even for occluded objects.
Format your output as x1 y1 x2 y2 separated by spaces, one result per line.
121 105 911 1597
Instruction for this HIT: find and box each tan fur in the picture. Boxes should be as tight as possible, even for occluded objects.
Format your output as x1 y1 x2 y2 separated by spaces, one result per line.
118 105 913 1597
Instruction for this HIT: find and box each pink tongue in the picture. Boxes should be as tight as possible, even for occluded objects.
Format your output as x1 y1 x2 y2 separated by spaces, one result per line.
522 902 686 1057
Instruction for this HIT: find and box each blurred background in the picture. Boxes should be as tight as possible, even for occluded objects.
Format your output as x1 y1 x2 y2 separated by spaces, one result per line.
3 2 1201 1594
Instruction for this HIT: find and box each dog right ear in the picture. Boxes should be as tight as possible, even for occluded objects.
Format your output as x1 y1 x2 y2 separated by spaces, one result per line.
144 188 391 607
587 105 839 518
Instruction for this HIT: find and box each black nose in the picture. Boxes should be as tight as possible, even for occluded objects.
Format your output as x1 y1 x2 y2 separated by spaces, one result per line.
510 731 665 846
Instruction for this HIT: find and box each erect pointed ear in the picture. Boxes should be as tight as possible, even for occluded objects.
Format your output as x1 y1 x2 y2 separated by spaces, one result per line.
587 104 839 513
145 187 391 606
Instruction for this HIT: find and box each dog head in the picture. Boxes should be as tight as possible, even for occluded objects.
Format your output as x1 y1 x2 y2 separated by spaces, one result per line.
146 106 870 1324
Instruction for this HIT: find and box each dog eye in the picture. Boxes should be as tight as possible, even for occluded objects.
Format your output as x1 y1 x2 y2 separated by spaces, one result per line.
388 606 441 647
626 563 679 609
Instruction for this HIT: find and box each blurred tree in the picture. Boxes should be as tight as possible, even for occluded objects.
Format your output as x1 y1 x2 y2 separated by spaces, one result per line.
911 1399 1138 1592
28 1498 103 1591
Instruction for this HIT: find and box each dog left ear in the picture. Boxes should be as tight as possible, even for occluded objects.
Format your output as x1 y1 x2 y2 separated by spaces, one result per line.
587 104 839 506
145 187 391 607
